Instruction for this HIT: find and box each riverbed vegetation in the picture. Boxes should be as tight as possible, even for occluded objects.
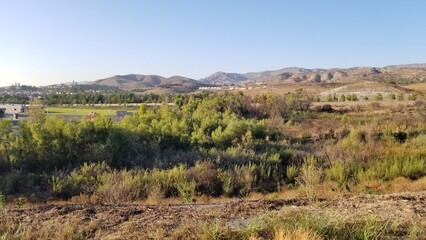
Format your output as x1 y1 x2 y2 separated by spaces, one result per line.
0 90 425 204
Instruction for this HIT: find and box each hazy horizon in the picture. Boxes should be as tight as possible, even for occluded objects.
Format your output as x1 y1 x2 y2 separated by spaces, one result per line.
1 0 426 86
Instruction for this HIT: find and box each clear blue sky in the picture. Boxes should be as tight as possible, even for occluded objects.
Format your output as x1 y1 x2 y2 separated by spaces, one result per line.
1 0 426 86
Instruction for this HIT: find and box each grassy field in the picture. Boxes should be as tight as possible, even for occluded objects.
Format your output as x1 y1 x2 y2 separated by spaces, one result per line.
45 106 137 116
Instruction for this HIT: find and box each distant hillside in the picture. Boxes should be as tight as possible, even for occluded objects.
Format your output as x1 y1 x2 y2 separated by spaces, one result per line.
199 72 248 85
91 74 206 92
78 63 426 92
200 64 426 86
244 67 323 79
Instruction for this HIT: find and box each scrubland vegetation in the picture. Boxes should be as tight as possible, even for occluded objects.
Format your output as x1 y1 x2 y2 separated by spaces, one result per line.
0 90 426 203
1 90 426 201
1 90 426 239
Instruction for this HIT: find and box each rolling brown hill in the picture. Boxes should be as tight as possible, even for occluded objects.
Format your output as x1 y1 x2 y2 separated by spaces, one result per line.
199 64 426 86
240 65 426 85
91 74 207 92
199 72 248 85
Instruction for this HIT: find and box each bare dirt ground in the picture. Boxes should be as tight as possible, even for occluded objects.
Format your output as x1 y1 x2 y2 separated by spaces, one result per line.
1 191 425 239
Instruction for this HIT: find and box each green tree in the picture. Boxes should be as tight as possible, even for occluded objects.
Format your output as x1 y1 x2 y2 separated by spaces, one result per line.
138 103 147 115
28 99 46 124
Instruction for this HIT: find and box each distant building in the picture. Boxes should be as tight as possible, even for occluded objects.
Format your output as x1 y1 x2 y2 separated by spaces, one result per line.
0 104 26 115
198 86 224 90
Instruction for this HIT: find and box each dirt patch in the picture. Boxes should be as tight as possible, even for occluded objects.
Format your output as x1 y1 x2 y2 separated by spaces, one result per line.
1 191 425 239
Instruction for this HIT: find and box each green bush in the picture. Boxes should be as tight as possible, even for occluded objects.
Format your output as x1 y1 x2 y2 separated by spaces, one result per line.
187 162 223 197
326 162 356 191
15 196 27 207
357 154 426 181
233 164 256 197
218 169 234 197
408 93 418 101
96 170 143 204
285 165 299 183
175 179 196 203
347 93 358 101
373 93 383 101
144 165 188 200
66 162 111 197
50 176 67 196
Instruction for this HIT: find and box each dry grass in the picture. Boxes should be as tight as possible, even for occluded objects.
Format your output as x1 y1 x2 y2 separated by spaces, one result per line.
2 190 424 240
273 228 322 240
37 175 426 210
195 195 238 204
142 197 182 205
46 177 426 207
277 189 303 199
70 194 100 204
141 195 238 205
0 216 85 240
384 177 426 193
406 82 426 94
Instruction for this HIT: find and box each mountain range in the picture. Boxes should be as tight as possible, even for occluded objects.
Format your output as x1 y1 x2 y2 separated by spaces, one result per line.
87 64 426 92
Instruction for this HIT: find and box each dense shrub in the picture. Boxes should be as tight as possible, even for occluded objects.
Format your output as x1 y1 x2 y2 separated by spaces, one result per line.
186 162 223 197
96 170 143 203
